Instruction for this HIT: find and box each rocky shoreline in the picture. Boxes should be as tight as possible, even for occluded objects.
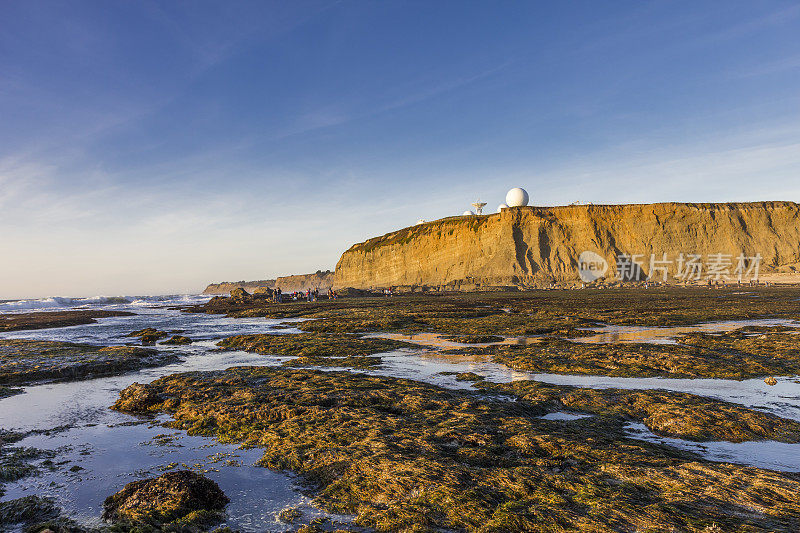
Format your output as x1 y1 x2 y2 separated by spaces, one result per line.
3 287 800 531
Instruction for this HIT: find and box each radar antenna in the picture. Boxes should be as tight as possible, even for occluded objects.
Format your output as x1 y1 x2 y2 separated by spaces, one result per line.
471 199 487 215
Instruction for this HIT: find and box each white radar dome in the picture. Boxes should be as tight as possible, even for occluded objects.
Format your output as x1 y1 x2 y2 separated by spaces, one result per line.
416 219 426 225
505 187 529 207
497 203 508 212
462 210 475 216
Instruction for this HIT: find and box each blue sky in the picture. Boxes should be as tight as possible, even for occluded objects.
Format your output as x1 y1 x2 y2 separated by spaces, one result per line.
2 1 800 298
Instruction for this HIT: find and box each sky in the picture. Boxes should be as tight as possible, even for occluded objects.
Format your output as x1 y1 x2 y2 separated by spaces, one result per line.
1 0 800 298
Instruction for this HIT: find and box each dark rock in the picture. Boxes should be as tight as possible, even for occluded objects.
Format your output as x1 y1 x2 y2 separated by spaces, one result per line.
0 496 58 527
102 470 229 524
0 310 134 333
140 334 160 346
0 340 175 387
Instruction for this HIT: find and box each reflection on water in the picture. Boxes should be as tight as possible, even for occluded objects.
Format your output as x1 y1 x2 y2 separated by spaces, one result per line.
0 302 336 532
539 412 593 421
372 332 541 348
529 373 800 422
2 419 327 531
356 348 800 423
626 422 800 472
575 318 800 345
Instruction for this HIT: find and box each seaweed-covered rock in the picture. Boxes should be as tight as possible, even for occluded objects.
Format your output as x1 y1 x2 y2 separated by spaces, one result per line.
0 340 177 386
116 367 800 531
111 382 162 412
0 496 58 528
0 310 134 332
161 336 193 346
217 332 410 369
125 328 168 340
102 471 229 524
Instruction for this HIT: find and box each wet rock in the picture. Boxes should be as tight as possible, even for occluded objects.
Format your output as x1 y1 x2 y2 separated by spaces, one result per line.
765 376 778 386
112 382 162 412
455 372 485 382
102 470 229 524
125 327 168 339
125 328 170 346
0 339 176 387
140 334 159 346
161 335 193 345
279 507 301 523
0 310 135 332
0 496 58 527
122 366 800 531
217 332 410 370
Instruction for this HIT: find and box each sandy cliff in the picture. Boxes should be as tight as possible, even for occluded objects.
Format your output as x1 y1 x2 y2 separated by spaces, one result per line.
334 202 800 289
275 271 334 292
202 280 275 295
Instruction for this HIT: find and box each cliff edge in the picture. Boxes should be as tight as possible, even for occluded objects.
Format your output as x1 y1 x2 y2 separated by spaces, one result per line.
203 280 275 295
334 202 800 289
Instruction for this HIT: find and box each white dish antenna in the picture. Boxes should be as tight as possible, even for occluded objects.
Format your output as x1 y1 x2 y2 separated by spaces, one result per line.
471 199 487 215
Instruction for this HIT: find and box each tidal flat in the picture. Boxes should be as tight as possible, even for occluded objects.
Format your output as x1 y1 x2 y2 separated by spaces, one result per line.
2 287 800 532
117 367 800 532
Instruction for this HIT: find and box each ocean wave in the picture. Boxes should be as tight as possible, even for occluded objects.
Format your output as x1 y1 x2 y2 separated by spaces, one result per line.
128 294 212 306
0 294 211 313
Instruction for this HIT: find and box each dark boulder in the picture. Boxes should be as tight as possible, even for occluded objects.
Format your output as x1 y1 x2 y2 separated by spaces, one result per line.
102 470 229 524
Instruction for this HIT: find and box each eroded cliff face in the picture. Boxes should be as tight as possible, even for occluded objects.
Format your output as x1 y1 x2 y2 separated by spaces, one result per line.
275 271 334 292
202 280 275 295
334 202 800 289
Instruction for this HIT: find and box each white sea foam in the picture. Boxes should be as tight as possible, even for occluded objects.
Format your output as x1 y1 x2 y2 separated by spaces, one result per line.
0 294 210 313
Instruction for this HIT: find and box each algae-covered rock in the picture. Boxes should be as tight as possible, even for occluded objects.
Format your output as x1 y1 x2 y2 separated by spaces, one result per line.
112 382 162 412
0 340 178 386
217 332 410 369
102 470 229 524
0 310 134 333
0 496 58 528
125 328 168 340
116 366 800 532
161 335 193 346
